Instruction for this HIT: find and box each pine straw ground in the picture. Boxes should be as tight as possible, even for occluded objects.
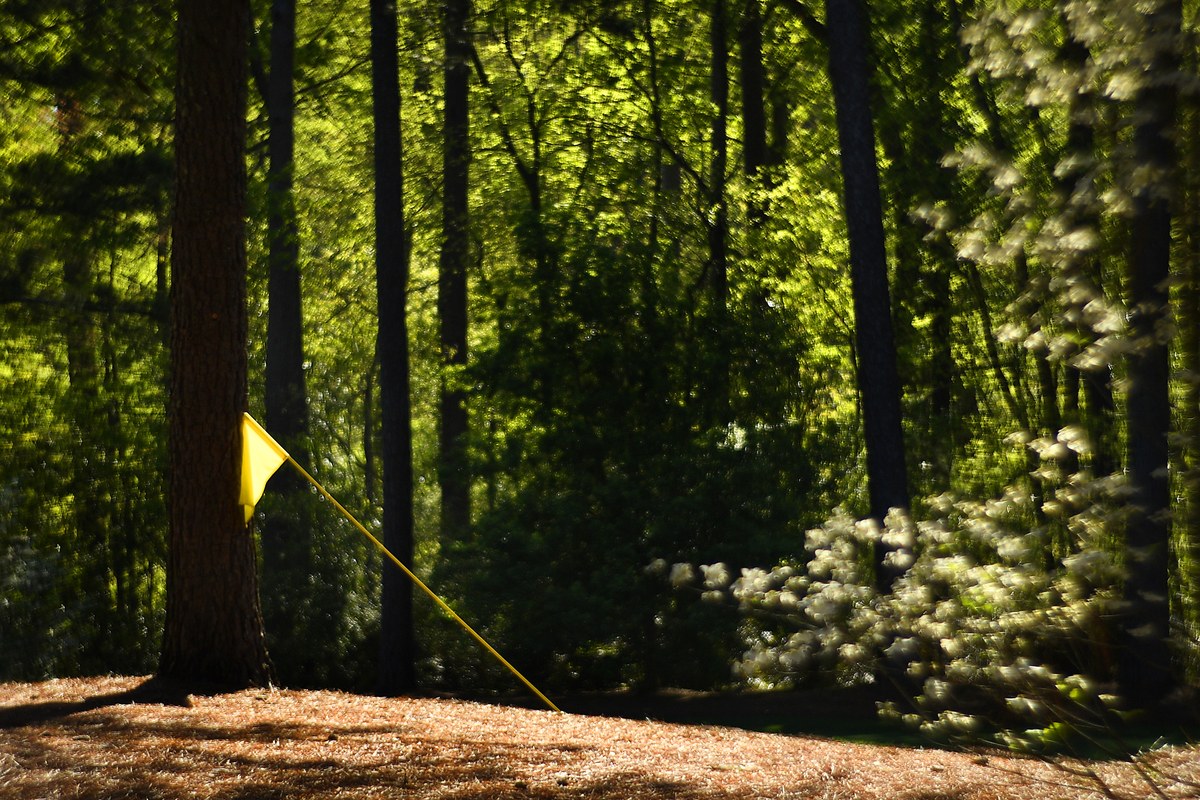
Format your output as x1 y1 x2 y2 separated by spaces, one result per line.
1 677 1198 800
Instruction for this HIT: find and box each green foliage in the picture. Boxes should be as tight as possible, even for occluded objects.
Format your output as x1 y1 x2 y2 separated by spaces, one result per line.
0 0 172 680
2 0 1198 731
443 232 819 687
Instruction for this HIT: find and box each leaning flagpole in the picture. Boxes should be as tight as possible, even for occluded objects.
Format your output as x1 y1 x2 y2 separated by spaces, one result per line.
241 413 560 713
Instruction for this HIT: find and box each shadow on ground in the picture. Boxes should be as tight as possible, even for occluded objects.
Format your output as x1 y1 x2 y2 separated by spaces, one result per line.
488 683 923 745
0 677 195 728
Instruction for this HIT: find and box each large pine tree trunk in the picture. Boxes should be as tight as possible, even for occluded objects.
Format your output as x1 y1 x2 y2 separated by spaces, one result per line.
159 0 271 688
1120 0 1181 707
824 0 910 590
439 0 471 545
371 0 417 694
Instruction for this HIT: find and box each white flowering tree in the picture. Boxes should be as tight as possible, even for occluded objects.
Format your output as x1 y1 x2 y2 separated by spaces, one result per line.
682 450 1126 749
665 0 1197 749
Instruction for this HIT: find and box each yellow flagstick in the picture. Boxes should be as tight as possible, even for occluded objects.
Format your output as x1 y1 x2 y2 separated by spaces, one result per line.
241 414 560 713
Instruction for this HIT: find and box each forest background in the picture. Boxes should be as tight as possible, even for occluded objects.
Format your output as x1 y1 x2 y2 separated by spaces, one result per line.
3 0 1199 745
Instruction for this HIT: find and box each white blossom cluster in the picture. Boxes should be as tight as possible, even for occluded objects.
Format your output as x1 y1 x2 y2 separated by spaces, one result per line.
675 443 1129 749
943 0 1186 380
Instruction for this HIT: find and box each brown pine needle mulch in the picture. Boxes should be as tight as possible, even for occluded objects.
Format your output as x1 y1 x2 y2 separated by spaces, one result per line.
1 676 1197 799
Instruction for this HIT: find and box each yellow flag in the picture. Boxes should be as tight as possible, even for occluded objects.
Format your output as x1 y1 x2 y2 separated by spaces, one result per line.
240 413 289 524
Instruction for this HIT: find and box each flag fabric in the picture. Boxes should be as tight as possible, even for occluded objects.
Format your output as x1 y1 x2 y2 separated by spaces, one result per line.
240 412 289 523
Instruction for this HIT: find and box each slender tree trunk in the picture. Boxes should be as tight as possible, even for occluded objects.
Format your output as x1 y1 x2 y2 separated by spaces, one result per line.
439 0 471 545
261 0 314 685
102 317 138 660
371 0 417 694
159 0 271 688
1181 46 1200 678
1120 0 1181 707
264 0 307 463
638 0 665 693
643 0 666 298
738 0 766 177
916 1 955 473
824 0 909 590
364 354 378 506
739 0 767 225
708 0 731 424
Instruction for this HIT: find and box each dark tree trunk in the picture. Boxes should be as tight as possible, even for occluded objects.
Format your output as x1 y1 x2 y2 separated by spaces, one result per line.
916 1 955 464
159 0 271 688
371 0 417 694
264 0 307 463
365 354 379 506
1182 46 1200 676
824 0 909 589
708 0 731 424
738 0 767 180
439 0 471 545
1120 0 1181 707
261 0 314 685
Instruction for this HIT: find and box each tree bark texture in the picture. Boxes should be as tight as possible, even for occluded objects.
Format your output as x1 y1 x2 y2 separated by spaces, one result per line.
439 0 472 545
160 0 271 688
1120 0 1181 706
1182 45 1200 678
259 0 318 687
738 0 767 179
824 0 910 589
708 0 731 424
264 0 308 465
371 0 417 694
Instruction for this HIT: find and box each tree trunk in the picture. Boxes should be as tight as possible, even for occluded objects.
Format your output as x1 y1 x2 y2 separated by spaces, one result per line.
916 1 955 476
738 0 766 179
264 0 307 463
261 0 314 686
824 0 909 590
1120 0 1181 707
708 0 731 425
371 0 417 694
159 0 271 688
1181 41 1200 679
439 0 471 545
